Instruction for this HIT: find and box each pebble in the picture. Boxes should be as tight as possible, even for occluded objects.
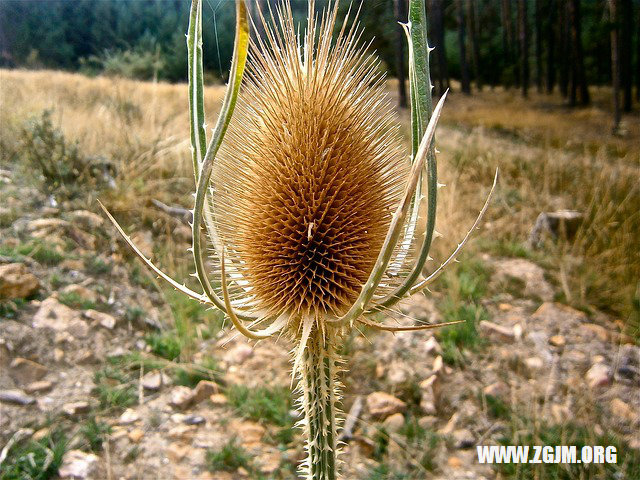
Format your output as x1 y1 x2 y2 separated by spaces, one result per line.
24 380 54 394
479 320 515 343
62 401 90 416
9 357 48 385
32 297 89 338
549 335 566 347
580 323 609 342
453 428 475 449
183 414 206 425
257 451 282 474
0 263 40 299
58 450 99 479
0 389 35 405
419 375 437 415
223 343 254 365
169 386 195 410
193 380 218 404
69 210 104 229
366 391 407 418
423 336 442 355
128 428 145 443
84 309 117 329
168 425 197 440
236 421 266 445
166 442 190 462
418 416 438 430
483 381 509 400
586 363 611 389
141 371 171 391
118 408 140 425
382 412 405 432
524 356 545 376
610 398 638 423
60 284 97 303
209 393 228 406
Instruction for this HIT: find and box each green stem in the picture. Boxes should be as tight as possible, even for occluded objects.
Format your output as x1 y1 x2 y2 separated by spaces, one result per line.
298 327 341 480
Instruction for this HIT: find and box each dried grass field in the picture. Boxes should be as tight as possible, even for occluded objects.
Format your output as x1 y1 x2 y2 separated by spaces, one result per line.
1 69 639 479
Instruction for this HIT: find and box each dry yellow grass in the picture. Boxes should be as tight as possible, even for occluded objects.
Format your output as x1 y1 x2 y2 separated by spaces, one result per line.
0 69 226 213
1 68 638 335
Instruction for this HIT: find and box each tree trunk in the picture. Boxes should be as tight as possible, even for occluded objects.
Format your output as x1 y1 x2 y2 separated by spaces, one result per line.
619 0 633 111
393 0 408 108
568 0 589 105
610 0 621 131
518 0 529 97
501 0 516 88
467 0 482 91
637 5 640 102
558 0 569 98
433 0 449 95
535 0 543 92
457 0 471 94
545 0 557 93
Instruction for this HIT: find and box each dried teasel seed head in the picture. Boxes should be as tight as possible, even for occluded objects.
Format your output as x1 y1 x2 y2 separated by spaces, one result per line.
212 2 410 321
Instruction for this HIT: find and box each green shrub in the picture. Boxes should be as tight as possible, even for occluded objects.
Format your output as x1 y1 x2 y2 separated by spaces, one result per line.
206 440 251 473
0 429 67 480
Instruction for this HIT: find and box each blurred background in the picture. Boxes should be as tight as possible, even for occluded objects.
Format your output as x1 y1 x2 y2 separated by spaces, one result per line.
0 1 638 479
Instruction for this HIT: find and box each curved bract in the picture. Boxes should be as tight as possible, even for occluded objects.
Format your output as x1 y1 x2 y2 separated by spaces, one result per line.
101 1 497 479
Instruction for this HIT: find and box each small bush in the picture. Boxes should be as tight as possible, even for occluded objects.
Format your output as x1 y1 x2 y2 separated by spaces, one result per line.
58 291 97 311
1 239 65 266
84 256 112 275
81 417 112 452
174 357 219 387
21 110 115 198
226 385 293 428
93 367 136 411
145 332 181 361
206 440 251 473
0 429 67 480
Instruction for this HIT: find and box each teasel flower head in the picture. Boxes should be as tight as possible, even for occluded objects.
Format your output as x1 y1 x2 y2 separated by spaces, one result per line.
101 1 497 478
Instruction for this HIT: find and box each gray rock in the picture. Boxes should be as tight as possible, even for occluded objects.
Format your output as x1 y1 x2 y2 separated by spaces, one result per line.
32 297 89 338
382 412 405 433
453 428 476 449
366 391 406 418
118 408 140 425
0 263 39 299
169 386 195 410
62 401 90 416
183 414 206 425
480 320 515 343
58 449 99 479
586 363 611 389
493 258 554 301
84 309 117 329
0 389 35 405
419 375 437 415
61 284 98 304
9 357 48 386
483 381 509 400
141 370 171 391
23 380 54 394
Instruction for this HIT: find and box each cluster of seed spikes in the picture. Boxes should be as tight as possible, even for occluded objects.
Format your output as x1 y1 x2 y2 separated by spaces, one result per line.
213 1 408 319
101 1 496 479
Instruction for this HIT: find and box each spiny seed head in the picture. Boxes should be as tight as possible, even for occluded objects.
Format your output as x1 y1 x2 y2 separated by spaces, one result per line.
212 1 409 320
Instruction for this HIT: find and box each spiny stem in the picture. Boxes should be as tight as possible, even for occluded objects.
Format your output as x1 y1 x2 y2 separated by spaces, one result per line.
298 326 342 480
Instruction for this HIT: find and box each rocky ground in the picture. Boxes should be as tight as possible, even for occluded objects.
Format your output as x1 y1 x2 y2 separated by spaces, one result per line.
1 155 639 480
